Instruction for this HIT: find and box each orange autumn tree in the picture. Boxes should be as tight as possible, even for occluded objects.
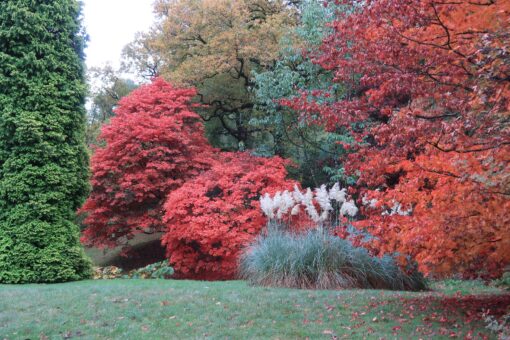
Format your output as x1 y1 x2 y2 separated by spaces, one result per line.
284 0 510 278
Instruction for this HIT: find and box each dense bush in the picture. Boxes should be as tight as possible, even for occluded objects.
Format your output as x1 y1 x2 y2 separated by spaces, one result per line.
494 272 510 290
162 152 296 280
240 228 426 291
80 78 214 248
93 266 123 280
0 0 92 283
93 261 174 280
127 261 174 279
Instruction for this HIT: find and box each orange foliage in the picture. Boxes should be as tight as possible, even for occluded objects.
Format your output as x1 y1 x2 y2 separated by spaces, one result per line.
286 0 510 278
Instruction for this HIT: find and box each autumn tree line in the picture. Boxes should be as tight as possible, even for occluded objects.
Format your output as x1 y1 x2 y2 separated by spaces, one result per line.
0 0 508 283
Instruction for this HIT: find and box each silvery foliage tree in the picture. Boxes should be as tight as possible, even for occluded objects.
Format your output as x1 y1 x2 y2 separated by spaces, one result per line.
251 0 355 187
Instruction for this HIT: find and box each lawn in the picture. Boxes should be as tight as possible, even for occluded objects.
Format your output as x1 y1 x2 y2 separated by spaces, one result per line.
0 279 508 339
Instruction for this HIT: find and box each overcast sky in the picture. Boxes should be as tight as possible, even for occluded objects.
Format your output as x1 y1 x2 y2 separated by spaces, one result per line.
82 0 155 71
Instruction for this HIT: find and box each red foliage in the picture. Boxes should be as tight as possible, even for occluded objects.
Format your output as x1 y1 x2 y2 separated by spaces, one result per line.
80 78 297 280
80 78 214 248
284 0 510 277
162 152 295 279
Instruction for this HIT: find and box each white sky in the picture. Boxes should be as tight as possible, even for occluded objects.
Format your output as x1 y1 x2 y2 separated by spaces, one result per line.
82 0 155 71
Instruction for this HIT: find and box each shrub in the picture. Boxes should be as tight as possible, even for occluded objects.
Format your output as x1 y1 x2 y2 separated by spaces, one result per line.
93 266 123 280
240 227 426 291
494 272 510 290
127 261 174 279
80 78 214 249
93 261 174 280
80 77 298 277
162 152 296 280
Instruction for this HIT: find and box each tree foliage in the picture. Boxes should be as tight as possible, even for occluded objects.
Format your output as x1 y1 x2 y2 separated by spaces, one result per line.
80 78 214 249
123 0 298 150
81 78 297 279
0 0 92 283
86 65 138 146
286 0 510 278
162 152 294 279
252 0 353 187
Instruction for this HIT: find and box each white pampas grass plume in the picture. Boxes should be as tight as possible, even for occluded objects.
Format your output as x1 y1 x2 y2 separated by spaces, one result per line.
305 203 320 223
272 191 282 212
329 183 347 203
340 200 358 217
260 193 275 219
303 188 313 206
315 184 332 212
319 210 329 222
276 190 295 219
292 184 304 203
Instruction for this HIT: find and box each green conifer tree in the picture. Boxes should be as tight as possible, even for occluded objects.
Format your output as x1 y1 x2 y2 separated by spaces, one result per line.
0 0 92 283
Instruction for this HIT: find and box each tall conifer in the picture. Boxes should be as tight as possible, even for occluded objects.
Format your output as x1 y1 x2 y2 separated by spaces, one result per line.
0 0 92 283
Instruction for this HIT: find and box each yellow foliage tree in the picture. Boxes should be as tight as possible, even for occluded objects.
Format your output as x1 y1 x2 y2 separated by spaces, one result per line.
122 0 297 149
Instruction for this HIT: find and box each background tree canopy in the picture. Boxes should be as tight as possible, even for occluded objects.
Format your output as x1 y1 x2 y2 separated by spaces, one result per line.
122 0 299 151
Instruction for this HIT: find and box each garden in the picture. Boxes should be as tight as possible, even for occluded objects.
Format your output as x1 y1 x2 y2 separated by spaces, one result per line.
0 0 509 339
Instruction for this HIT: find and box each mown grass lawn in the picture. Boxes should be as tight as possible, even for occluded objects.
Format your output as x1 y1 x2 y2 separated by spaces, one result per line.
0 279 508 339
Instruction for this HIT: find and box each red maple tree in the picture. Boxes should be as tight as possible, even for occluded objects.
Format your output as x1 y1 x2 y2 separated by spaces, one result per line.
284 0 510 277
162 152 295 279
80 78 214 249
80 78 297 279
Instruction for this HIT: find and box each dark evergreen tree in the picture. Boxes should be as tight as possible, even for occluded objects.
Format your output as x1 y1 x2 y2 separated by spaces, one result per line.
0 0 92 283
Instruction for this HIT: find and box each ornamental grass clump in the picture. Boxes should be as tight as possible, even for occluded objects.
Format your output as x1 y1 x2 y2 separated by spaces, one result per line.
240 228 426 291
240 184 426 291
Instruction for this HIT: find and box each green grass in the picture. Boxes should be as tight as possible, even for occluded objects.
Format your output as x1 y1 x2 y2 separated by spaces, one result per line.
0 279 508 339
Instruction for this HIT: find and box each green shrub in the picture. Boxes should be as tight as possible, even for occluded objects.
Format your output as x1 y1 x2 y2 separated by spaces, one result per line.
128 261 174 279
93 261 174 280
494 272 510 290
240 228 426 291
